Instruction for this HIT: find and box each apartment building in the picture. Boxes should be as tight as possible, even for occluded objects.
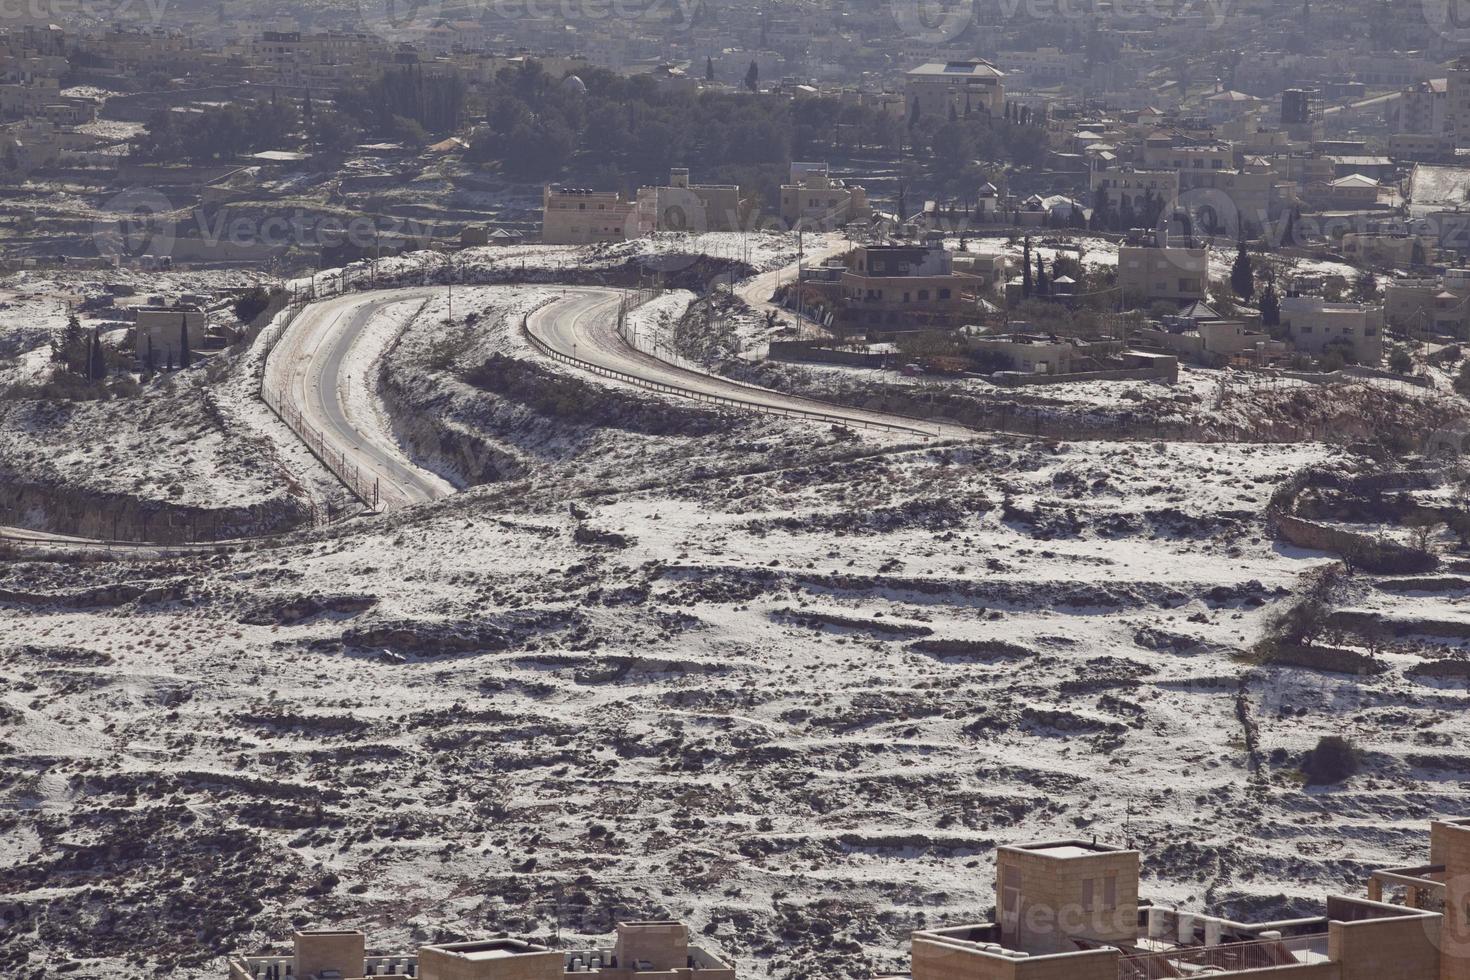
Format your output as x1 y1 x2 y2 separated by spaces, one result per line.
778 163 870 230
813 242 983 335
886 822 1465 980
904 59 1006 118
229 920 734 980
1386 269 1470 337
1278 295 1385 365
541 186 639 245
1390 78 1449 137
1088 167 1179 212
1138 134 1283 230
1118 243 1209 306
246 31 392 90
636 168 745 234
1448 60 1470 145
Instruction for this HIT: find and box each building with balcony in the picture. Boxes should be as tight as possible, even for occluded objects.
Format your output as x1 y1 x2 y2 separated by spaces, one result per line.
800 242 984 336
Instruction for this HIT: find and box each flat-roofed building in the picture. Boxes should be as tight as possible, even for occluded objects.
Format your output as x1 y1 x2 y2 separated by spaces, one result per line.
891 824 1455 980
904 59 1005 118
1118 243 1209 306
228 920 734 980
135 304 207 368
1278 294 1385 365
779 163 869 230
1089 166 1179 213
806 242 983 335
541 186 638 244
636 168 745 234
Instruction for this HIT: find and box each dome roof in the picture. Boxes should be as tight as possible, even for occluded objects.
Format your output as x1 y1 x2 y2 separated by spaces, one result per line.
561 74 587 94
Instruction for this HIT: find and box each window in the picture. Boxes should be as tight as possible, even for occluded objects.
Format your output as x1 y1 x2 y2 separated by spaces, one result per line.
1082 878 1095 909
1104 875 1117 906
939 288 951 299
918 289 930 301
1002 867 1021 917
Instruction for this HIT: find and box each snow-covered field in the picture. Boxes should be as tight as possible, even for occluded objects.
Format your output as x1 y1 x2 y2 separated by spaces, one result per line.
1 237 1469 980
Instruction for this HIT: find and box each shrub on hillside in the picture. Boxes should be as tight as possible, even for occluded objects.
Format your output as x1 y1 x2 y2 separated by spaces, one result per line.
1301 735 1360 784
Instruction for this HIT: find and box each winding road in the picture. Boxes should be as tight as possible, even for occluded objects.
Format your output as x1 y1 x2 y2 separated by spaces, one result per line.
264 288 456 512
4 255 966 549
525 286 962 438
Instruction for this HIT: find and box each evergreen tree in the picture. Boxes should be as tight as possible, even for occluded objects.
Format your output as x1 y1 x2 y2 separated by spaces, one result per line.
1021 237 1034 299
908 97 921 128
1355 270 1377 302
705 57 714 82
88 327 105 381
949 103 959 122
179 319 192 369
51 312 88 376
144 333 155 373
744 60 759 93
1035 254 1050 297
1260 279 1281 328
1231 233 1254 301
1282 208 1298 247
1090 188 1108 231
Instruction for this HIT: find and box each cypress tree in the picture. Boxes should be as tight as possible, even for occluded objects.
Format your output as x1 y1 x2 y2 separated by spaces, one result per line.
1260 280 1281 328
1231 232 1254 301
1021 237 1034 299
88 327 105 381
179 318 192 369
53 312 87 376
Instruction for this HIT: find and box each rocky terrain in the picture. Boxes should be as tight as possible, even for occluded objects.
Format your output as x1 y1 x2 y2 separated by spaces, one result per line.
3 406 1468 979
1 244 1468 980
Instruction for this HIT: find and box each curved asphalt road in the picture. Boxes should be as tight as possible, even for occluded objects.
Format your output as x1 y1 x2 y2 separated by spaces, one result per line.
527 286 965 439
4 268 964 549
266 288 455 512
